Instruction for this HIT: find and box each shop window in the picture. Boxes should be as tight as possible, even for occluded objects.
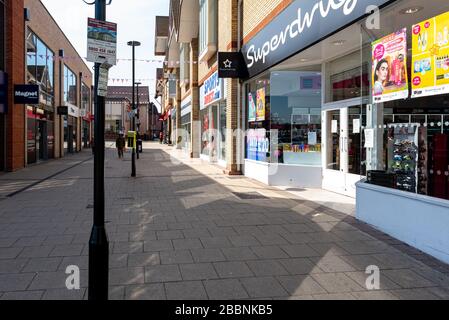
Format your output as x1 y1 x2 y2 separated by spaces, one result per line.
361 1 449 201
270 70 322 166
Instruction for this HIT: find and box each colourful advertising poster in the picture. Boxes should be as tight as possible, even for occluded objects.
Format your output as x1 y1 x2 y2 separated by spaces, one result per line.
256 87 266 121
412 11 449 98
248 92 256 122
372 28 409 103
247 128 269 162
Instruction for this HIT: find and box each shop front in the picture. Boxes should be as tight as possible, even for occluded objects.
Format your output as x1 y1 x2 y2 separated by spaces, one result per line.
241 0 449 263
199 71 227 166
180 96 192 153
26 105 55 164
64 105 79 154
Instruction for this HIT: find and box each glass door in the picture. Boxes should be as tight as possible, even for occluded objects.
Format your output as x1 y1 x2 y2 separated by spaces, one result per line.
323 105 365 197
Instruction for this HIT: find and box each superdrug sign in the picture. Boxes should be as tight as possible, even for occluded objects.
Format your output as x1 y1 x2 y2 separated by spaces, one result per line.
241 0 394 78
14 85 40 104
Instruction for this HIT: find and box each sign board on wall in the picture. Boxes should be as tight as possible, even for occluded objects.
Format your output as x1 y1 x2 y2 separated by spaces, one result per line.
68 105 79 118
200 71 223 110
14 85 40 104
411 11 449 98
217 52 249 78
241 0 392 78
372 28 409 104
87 18 117 65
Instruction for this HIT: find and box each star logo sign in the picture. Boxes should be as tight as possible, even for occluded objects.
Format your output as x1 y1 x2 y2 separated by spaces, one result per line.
223 59 232 68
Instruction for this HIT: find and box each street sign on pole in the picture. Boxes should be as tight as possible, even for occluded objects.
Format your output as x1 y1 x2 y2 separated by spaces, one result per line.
97 64 110 97
87 18 117 66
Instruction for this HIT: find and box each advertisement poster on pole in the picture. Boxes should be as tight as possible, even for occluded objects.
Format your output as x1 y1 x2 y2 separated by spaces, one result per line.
411 11 449 98
248 92 256 122
256 87 266 121
372 28 409 104
87 18 117 66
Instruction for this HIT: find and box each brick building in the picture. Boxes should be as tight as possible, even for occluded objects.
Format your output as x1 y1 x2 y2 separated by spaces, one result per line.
1 0 92 172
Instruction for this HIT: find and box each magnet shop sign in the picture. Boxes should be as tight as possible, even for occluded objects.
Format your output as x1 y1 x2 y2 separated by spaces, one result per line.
372 28 409 104
412 11 449 98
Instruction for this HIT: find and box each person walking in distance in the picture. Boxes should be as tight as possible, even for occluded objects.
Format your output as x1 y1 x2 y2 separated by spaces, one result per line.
116 132 126 159
159 131 164 144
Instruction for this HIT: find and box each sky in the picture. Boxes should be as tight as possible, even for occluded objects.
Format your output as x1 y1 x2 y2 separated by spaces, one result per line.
41 0 169 104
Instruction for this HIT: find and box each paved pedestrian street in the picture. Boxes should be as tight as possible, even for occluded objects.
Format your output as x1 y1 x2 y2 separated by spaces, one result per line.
0 143 449 300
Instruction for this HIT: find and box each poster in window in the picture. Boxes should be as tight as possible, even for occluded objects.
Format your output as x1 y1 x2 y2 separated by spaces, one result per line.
248 92 256 122
412 11 449 98
372 28 409 104
256 87 266 122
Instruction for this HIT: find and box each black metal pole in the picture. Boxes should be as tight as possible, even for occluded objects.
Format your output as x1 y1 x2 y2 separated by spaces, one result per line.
136 83 140 158
131 44 136 176
89 0 109 301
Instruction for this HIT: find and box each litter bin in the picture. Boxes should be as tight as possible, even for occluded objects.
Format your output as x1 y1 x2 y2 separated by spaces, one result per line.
137 139 143 153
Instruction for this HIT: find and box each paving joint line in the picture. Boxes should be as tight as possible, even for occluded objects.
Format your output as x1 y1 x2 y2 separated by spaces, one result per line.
6 156 93 198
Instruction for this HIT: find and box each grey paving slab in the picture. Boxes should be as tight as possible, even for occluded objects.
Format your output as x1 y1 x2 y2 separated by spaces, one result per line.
173 238 203 250
182 228 212 239
351 290 399 300
312 293 356 300
277 275 327 296
345 271 401 290
280 244 320 258
113 241 143 254
0 259 28 274
203 279 249 300
221 247 258 261
29 270 88 290
213 262 253 278
125 284 166 300
240 277 288 298
382 269 437 288
143 240 173 252
246 260 289 276
13 236 47 247
179 263 218 281
165 281 208 300
190 248 226 263
251 246 289 259
279 258 322 275
0 247 24 259
0 290 44 300
311 273 365 294
309 256 357 273
145 265 182 283
160 250 194 265
49 244 84 257
22 257 62 272
228 235 261 247
200 237 232 249
42 288 86 300
390 288 441 300
0 273 35 292
156 230 184 240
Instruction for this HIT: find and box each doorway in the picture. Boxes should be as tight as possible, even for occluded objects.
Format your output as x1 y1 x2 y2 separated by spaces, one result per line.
0 114 4 171
323 102 366 197
37 120 48 161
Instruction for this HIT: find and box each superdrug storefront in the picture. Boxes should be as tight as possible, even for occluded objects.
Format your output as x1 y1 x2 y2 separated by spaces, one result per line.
241 0 449 264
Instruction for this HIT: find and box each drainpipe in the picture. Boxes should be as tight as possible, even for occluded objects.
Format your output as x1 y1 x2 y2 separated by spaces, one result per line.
237 0 243 173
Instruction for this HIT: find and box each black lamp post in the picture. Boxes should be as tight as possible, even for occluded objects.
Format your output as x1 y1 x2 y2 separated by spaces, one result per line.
127 41 140 177
135 81 141 158
82 0 112 301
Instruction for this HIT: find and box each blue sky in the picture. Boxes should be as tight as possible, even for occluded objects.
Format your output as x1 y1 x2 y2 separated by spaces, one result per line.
41 0 169 103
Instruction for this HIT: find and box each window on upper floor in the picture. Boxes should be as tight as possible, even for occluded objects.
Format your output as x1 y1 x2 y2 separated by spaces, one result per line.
0 0 4 71
180 43 191 85
64 65 77 106
199 0 217 63
26 28 54 105
81 83 90 111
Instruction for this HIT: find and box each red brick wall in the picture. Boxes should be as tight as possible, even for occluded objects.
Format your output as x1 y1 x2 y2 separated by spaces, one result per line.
5 0 25 171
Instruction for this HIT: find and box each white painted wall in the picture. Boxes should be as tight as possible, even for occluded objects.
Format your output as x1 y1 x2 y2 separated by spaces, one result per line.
356 181 449 265
244 160 322 188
